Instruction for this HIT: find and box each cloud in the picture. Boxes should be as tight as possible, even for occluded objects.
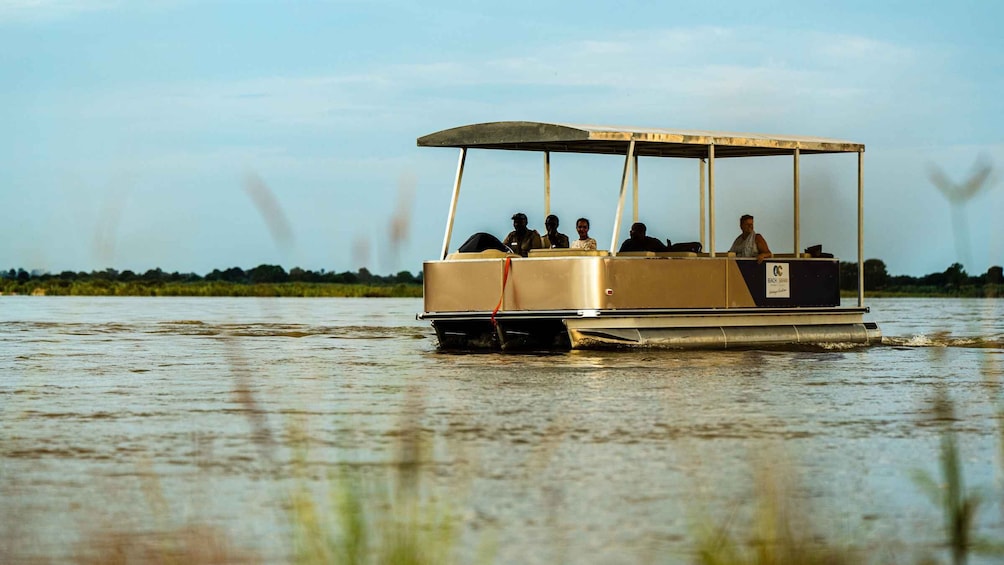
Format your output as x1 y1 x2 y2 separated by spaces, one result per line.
3 10 980 157
12 24 966 190
7 20 997 275
357 26 938 134
24 24 948 148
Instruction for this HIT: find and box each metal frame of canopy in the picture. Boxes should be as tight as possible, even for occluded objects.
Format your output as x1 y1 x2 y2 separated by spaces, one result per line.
418 121 867 308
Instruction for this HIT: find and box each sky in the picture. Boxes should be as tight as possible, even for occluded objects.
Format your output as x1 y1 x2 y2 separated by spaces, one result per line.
2 0 1002 278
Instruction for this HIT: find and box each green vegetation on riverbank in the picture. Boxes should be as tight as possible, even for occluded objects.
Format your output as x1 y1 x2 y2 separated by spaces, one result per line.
3 259 1002 297
840 260 1003 297
0 265 422 297
1 280 422 298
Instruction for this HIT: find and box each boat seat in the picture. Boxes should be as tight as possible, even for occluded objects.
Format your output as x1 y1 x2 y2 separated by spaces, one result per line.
697 252 736 257
653 251 698 258
528 249 610 257
772 253 812 258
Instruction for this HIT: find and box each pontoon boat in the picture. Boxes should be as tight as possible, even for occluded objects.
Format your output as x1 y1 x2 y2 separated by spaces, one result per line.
417 121 881 350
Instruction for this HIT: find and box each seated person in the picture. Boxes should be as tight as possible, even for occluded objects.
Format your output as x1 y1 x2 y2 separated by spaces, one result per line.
541 214 570 248
502 212 543 257
728 214 772 262
570 217 597 250
618 222 668 252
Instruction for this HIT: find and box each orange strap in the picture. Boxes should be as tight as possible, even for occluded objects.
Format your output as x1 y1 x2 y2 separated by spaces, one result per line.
491 257 512 327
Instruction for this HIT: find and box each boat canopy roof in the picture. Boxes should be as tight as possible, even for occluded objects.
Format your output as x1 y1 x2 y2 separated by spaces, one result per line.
418 121 864 158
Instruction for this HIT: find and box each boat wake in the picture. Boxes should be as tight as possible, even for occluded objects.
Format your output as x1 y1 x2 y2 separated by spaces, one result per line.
881 334 1004 349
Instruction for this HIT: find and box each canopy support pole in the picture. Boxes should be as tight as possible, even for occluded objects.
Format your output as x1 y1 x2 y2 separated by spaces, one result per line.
699 159 706 251
610 140 636 256
857 151 865 307
440 147 467 260
632 154 639 222
793 148 801 255
708 145 716 257
544 151 551 217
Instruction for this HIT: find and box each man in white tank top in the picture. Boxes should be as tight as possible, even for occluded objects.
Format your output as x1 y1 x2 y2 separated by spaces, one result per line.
729 214 772 262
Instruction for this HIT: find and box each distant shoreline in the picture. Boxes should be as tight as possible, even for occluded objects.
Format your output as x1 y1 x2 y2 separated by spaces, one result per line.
0 281 423 298
5 260 1000 299
840 289 1003 299
3 286 1000 298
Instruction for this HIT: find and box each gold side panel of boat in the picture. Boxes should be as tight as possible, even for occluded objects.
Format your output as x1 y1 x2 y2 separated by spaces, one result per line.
423 256 756 313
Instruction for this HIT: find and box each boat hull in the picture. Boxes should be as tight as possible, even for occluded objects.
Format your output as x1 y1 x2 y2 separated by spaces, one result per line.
423 307 880 351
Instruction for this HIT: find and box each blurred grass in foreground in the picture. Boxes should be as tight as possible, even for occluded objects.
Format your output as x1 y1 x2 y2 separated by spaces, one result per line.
58 400 1004 565
6 334 1004 564
64 392 477 565
692 451 860 565
693 393 1004 565
912 393 1004 565
285 417 469 565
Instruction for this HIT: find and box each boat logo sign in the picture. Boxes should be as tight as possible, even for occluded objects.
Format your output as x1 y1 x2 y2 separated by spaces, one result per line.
766 263 790 298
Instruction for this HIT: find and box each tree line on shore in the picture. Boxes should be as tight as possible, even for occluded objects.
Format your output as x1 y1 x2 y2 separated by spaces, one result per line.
0 265 422 297
2 260 1002 297
839 260 1003 296
3 265 421 285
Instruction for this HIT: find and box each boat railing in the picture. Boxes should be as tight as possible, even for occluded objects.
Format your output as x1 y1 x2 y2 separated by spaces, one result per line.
441 249 822 261
770 252 814 259
617 251 699 258
528 249 610 257
444 249 518 261
610 251 656 257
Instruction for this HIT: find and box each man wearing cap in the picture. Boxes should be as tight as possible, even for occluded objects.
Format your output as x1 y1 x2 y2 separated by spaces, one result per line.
502 212 543 257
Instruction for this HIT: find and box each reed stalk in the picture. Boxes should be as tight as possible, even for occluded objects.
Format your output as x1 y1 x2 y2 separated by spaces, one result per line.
910 393 1004 565
693 453 857 565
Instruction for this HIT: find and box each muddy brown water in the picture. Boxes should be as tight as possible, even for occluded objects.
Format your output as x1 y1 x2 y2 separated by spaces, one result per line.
2 296 1003 563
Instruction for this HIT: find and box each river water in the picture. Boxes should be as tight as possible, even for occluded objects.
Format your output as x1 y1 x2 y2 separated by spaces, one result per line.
2 296 1003 564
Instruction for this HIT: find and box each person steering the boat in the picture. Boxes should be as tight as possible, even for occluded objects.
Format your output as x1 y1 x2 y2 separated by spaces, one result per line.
570 217 597 250
618 222 668 252
503 212 543 257
729 214 772 262
541 214 570 248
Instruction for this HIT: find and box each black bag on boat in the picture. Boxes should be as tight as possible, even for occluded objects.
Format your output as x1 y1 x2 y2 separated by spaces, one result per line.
457 232 512 253
669 241 702 253
804 244 833 258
